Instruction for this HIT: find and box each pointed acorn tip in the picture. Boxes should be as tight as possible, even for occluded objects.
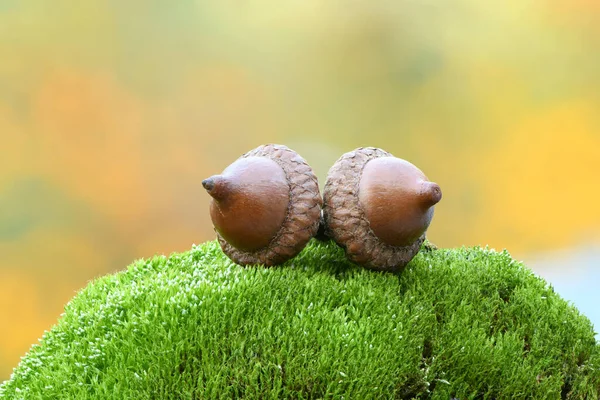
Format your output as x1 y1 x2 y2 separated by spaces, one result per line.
421 181 442 208
202 175 229 201
202 178 215 192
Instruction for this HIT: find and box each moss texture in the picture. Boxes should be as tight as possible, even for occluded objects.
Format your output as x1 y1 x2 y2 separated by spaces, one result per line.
1 240 599 399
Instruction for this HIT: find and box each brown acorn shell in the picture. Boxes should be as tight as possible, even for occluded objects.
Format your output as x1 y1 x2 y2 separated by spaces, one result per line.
216 144 322 266
322 147 426 272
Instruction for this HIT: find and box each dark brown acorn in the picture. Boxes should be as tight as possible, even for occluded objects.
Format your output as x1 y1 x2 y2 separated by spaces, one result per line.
322 147 442 272
203 144 322 266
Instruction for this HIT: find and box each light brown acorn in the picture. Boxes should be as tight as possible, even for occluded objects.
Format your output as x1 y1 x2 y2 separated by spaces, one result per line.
322 147 442 272
202 144 322 266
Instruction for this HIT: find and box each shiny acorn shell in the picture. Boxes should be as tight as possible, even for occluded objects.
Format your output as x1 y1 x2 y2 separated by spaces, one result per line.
323 147 442 272
203 144 322 266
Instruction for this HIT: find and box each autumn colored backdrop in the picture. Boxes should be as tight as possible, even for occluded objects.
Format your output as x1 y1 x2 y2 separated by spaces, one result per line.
1 1 599 381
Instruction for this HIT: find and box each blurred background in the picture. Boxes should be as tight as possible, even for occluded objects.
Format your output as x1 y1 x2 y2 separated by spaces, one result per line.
1 0 599 381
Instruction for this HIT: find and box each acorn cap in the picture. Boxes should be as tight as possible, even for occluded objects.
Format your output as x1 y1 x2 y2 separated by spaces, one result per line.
323 147 442 272
204 144 322 266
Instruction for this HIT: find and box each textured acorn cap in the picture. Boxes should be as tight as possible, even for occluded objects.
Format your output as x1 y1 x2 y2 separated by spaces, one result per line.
204 144 322 266
323 147 442 272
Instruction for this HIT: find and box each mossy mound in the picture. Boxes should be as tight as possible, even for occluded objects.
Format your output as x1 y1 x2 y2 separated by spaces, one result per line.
1 241 599 399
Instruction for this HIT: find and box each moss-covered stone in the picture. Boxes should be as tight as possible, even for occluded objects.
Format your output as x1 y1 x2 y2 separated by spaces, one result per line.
1 240 598 399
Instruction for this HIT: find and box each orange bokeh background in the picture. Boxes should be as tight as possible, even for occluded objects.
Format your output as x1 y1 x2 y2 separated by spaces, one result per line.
1 1 599 380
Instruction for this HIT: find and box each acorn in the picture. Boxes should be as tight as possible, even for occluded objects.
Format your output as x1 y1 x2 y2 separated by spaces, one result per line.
202 144 322 266
322 147 442 272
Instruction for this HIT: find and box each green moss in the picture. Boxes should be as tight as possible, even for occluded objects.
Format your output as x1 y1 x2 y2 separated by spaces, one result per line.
1 240 599 399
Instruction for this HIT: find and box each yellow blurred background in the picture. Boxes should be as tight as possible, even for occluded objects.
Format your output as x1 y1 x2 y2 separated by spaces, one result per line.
1 1 599 381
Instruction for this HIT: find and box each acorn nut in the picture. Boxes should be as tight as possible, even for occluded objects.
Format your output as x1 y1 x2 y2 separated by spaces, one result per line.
203 144 322 266
323 147 442 272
